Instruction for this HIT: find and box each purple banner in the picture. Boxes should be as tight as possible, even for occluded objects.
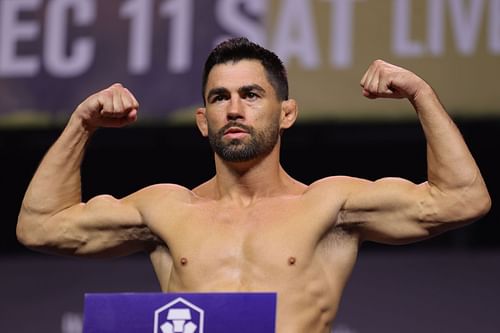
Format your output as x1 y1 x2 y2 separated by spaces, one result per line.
83 292 276 333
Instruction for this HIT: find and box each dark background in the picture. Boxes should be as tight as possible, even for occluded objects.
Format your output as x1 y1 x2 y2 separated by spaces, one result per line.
2 118 498 254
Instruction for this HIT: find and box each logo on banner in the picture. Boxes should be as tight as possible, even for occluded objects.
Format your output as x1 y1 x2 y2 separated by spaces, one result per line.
154 297 204 333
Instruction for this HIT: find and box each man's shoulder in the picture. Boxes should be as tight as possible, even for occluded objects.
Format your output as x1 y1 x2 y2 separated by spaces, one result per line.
307 175 369 192
301 176 376 209
129 183 196 205
291 176 362 211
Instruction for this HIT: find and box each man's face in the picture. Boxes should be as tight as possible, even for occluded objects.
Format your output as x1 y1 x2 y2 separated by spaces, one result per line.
202 60 282 162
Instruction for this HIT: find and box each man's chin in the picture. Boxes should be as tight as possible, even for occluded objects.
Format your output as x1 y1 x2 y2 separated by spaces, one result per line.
215 147 258 163
217 153 255 163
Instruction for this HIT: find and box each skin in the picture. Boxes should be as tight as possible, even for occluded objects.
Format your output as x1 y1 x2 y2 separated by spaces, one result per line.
17 59 490 333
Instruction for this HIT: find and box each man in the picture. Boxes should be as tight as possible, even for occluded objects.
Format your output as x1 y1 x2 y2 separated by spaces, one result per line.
17 37 490 333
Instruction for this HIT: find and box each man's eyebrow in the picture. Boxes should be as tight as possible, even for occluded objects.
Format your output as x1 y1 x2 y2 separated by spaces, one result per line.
206 87 229 100
239 84 266 95
206 85 266 101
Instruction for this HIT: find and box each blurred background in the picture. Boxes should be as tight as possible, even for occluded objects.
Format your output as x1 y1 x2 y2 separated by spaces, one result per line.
1 0 498 332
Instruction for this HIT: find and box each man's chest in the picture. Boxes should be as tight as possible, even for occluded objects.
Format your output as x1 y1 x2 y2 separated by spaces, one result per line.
167 202 320 265
147 196 358 294
149 198 335 276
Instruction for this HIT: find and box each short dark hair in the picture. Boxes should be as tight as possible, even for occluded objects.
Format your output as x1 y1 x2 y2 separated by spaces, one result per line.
202 37 289 104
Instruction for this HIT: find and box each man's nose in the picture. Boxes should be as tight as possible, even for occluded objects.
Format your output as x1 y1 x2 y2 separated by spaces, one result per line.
227 97 244 120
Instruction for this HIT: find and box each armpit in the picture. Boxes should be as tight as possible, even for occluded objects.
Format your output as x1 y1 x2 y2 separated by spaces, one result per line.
337 208 367 229
320 219 361 248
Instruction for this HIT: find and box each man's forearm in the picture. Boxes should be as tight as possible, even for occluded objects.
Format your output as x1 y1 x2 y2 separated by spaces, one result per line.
19 114 93 223
411 85 490 218
412 86 480 188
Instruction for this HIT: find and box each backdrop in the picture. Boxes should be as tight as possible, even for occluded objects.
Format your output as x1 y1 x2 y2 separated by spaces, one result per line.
0 0 499 126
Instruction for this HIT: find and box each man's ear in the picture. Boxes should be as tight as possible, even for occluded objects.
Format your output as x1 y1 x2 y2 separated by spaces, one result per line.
280 99 298 130
196 107 208 137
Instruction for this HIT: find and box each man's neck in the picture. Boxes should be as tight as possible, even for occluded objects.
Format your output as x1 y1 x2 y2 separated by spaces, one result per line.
212 148 291 205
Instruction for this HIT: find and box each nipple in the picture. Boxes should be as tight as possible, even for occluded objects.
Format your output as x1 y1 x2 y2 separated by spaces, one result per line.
180 257 188 266
288 257 296 266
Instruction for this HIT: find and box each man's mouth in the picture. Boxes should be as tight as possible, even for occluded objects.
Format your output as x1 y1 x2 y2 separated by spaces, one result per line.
224 127 247 135
222 125 250 139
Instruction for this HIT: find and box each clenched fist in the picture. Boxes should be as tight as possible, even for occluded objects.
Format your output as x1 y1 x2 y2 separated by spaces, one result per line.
360 60 430 101
74 83 139 130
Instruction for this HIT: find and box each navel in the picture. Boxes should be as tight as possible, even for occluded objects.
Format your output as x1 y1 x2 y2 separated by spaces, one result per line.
288 256 296 266
180 257 188 266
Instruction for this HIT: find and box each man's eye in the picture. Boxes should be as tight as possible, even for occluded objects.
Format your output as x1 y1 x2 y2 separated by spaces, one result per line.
211 95 226 103
246 92 258 99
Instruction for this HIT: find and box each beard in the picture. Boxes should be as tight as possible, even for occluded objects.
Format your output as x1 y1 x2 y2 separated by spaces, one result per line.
208 120 280 162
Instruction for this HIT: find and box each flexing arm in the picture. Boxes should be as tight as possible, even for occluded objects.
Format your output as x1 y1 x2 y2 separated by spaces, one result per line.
16 84 156 256
339 60 491 244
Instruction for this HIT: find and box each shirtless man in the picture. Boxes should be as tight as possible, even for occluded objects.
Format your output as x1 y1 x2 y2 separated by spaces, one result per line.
17 37 490 333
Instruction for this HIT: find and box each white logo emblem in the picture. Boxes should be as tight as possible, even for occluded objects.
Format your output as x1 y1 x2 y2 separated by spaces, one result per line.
154 297 204 333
